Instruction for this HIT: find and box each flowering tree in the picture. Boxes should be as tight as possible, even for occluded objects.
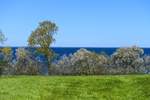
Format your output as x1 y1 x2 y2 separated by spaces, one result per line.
111 46 144 73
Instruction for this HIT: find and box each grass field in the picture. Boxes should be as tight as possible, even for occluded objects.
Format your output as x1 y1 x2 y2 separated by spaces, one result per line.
0 75 150 100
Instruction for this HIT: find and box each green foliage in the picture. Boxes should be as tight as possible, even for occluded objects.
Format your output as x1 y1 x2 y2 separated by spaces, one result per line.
51 48 108 75
111 46 144 73
16 48 28 60
1 47 12 56
51 47 146 75
0 75 150 100
0 30 6 44
0 47 13 75
0 47 12 64
28 21 58 63
15 48 40 75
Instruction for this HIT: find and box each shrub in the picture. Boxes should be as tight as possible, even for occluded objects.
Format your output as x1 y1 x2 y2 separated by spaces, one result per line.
0 47 13 75
143 55 150 73
111 46 144 74
51 48 108 75
15 48 40 75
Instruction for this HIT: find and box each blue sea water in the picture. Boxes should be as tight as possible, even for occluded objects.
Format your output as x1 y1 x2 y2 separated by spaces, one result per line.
4 47 150 57
52 47 150 56
52 47 117 56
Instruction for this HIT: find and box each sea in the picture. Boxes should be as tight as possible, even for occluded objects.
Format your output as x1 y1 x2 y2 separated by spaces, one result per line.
52 47 150 57
8 47 150 57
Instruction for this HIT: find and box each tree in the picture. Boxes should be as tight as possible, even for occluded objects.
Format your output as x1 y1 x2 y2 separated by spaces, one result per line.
28 21 58 74
111 46 144 74
0 30 6 44
0 30 7 75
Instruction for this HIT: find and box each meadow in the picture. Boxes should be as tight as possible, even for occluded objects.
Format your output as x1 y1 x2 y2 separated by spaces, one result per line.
0 75 150 100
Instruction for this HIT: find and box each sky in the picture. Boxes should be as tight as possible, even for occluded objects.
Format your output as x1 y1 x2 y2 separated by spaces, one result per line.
0 0 150 47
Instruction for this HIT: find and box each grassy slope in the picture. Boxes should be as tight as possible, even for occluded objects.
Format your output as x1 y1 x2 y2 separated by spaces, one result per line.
0 75 150 100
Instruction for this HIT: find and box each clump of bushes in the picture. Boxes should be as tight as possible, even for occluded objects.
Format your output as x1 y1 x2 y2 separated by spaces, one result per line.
50 48 108 75
110 46 144 74
51 46 147 75
143 55 150 74
14 48 40 75
1 46 150 75
0 47 13 75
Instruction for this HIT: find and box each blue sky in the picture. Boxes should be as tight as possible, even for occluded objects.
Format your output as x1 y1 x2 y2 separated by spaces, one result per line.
0 0 150 47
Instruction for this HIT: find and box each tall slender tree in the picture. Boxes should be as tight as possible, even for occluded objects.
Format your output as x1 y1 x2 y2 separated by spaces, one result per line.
28 21 58 73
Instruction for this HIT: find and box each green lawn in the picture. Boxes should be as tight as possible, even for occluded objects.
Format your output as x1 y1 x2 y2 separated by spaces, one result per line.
0 75 150 100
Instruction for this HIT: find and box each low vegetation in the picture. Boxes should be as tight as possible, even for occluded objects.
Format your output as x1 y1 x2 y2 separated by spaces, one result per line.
0 46 150 75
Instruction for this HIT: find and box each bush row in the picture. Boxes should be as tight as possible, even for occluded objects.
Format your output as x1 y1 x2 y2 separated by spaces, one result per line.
0 46 150 75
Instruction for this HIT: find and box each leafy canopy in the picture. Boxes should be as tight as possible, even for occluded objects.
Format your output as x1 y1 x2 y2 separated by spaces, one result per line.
0 30 6 44
28 20 58 58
